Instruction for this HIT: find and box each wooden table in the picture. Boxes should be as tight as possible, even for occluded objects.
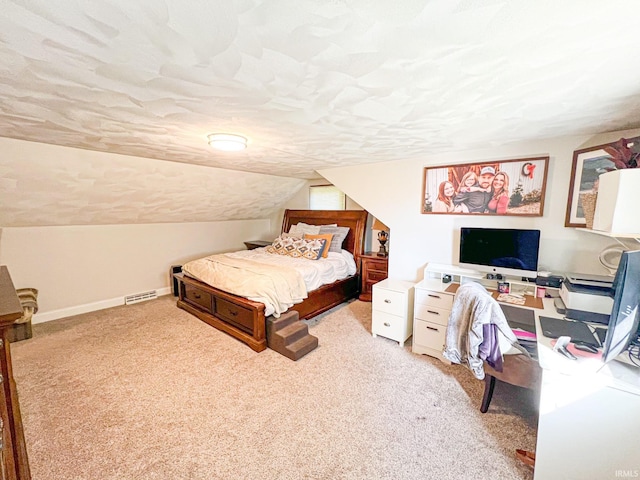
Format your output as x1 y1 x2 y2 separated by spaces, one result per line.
244 240 272 250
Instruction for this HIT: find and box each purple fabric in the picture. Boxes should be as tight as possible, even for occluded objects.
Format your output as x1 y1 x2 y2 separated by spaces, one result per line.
479 324 503 372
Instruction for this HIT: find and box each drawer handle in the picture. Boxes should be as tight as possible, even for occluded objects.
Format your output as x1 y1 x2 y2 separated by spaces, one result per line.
426 326 439 332
193 293 201 299
383 322 391 327
384 299 391 304
428 294 441 299
229 310 238 316
427 310 440 315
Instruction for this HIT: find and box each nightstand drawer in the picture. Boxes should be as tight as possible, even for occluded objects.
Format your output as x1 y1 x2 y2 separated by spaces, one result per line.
414 319 446 353
414 304 450 326
415 289 453 310
372 310 405 341
368 269 388 282
372 288 406 315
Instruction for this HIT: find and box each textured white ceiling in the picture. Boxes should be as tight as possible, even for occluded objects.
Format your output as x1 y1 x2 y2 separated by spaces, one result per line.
1 0 640 226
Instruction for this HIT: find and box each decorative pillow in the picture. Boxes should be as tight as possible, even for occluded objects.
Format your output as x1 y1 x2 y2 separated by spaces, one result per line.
280 232 302 239
303 233 334 258
319 225 350 253
288 222 321 236
266 235 327 260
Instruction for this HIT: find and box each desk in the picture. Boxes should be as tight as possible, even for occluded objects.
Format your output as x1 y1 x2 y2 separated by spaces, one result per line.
533 297 640 480
414 277 640 479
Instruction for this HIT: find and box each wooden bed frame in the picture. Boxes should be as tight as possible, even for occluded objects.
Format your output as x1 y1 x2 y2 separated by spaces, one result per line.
175 209 368 352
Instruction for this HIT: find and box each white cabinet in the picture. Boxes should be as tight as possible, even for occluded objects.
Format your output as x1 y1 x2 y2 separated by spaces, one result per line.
412 284 453 363
372 278 415 346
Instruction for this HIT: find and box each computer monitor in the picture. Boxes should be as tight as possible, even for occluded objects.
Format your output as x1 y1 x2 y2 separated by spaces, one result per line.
459 227 540 278
601 250 640 364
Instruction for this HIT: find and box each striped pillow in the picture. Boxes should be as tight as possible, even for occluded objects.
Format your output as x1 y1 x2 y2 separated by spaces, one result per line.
318 225 350 253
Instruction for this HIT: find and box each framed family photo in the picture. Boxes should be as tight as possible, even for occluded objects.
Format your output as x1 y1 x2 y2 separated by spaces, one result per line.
564 136 640 227
421 157 549 216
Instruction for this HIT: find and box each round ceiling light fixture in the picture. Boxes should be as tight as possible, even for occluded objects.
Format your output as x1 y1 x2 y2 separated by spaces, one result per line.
207 133 248 152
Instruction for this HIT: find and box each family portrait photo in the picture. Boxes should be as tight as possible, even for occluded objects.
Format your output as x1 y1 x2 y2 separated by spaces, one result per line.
422 157 549 216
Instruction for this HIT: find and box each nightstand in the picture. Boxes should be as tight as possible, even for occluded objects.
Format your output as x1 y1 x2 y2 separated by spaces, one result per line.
244 240 271 250
358 253 388 301
372 278 415 346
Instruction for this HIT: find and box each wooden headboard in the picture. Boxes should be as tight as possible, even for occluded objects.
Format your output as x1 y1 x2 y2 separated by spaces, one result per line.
281 209 368 263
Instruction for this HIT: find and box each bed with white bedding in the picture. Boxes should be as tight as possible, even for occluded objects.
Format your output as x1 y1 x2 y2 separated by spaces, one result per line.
174 209 368 352
182 248 357 317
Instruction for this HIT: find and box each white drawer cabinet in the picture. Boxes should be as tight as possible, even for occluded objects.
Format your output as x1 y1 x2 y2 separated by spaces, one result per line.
372 278 415 347
412 282 453 363
413 319 447 354
415 289 453 310
413 304 449 326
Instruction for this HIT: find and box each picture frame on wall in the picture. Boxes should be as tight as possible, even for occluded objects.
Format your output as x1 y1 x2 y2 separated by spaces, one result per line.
564 137 640 227
421 157 549 216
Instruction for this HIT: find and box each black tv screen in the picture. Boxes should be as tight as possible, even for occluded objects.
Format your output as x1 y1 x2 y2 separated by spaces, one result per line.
459 227 540 276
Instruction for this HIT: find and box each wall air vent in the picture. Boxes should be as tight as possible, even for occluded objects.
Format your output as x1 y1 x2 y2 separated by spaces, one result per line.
124 290 158 305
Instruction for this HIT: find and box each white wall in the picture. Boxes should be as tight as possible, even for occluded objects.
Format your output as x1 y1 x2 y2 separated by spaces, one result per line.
320 129 640 282
0 220 269 322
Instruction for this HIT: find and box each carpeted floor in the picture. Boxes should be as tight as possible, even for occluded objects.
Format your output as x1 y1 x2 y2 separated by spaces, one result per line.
11 296 538 480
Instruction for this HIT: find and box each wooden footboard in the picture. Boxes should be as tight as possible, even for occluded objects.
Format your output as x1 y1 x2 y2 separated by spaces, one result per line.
176 273 267 352
175 272 360 352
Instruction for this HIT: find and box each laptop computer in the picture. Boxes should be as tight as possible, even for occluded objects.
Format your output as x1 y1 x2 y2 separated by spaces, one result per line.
539 316 600 347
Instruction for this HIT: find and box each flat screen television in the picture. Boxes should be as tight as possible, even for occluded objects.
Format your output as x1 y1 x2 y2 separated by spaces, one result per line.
459 227 540 278
602 250 640 365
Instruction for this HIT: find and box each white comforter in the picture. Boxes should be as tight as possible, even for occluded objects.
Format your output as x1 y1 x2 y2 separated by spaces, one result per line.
182 248 357 317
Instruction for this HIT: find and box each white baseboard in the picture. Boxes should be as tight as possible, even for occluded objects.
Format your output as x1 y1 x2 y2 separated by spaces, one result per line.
32 287 172 324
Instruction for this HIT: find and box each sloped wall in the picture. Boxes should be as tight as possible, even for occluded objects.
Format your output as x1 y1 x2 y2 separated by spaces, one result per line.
0 137 305 227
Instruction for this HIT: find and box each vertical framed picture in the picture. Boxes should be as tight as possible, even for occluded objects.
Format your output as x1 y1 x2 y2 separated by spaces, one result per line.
421 157 549 216
564 137 640 227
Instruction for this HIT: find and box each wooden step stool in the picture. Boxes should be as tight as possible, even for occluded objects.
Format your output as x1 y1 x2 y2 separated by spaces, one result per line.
266 310 318 361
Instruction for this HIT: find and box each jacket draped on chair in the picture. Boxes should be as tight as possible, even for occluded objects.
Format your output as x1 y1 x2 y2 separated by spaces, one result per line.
443 282 526 379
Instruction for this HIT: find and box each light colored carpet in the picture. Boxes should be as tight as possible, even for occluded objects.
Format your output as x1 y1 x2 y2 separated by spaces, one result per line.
11 296 537 480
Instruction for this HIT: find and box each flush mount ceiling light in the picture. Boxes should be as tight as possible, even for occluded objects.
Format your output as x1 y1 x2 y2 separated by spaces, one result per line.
207 133 248 152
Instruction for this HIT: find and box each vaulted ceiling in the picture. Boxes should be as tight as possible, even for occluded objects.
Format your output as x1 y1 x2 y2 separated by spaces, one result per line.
1 0 640 226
